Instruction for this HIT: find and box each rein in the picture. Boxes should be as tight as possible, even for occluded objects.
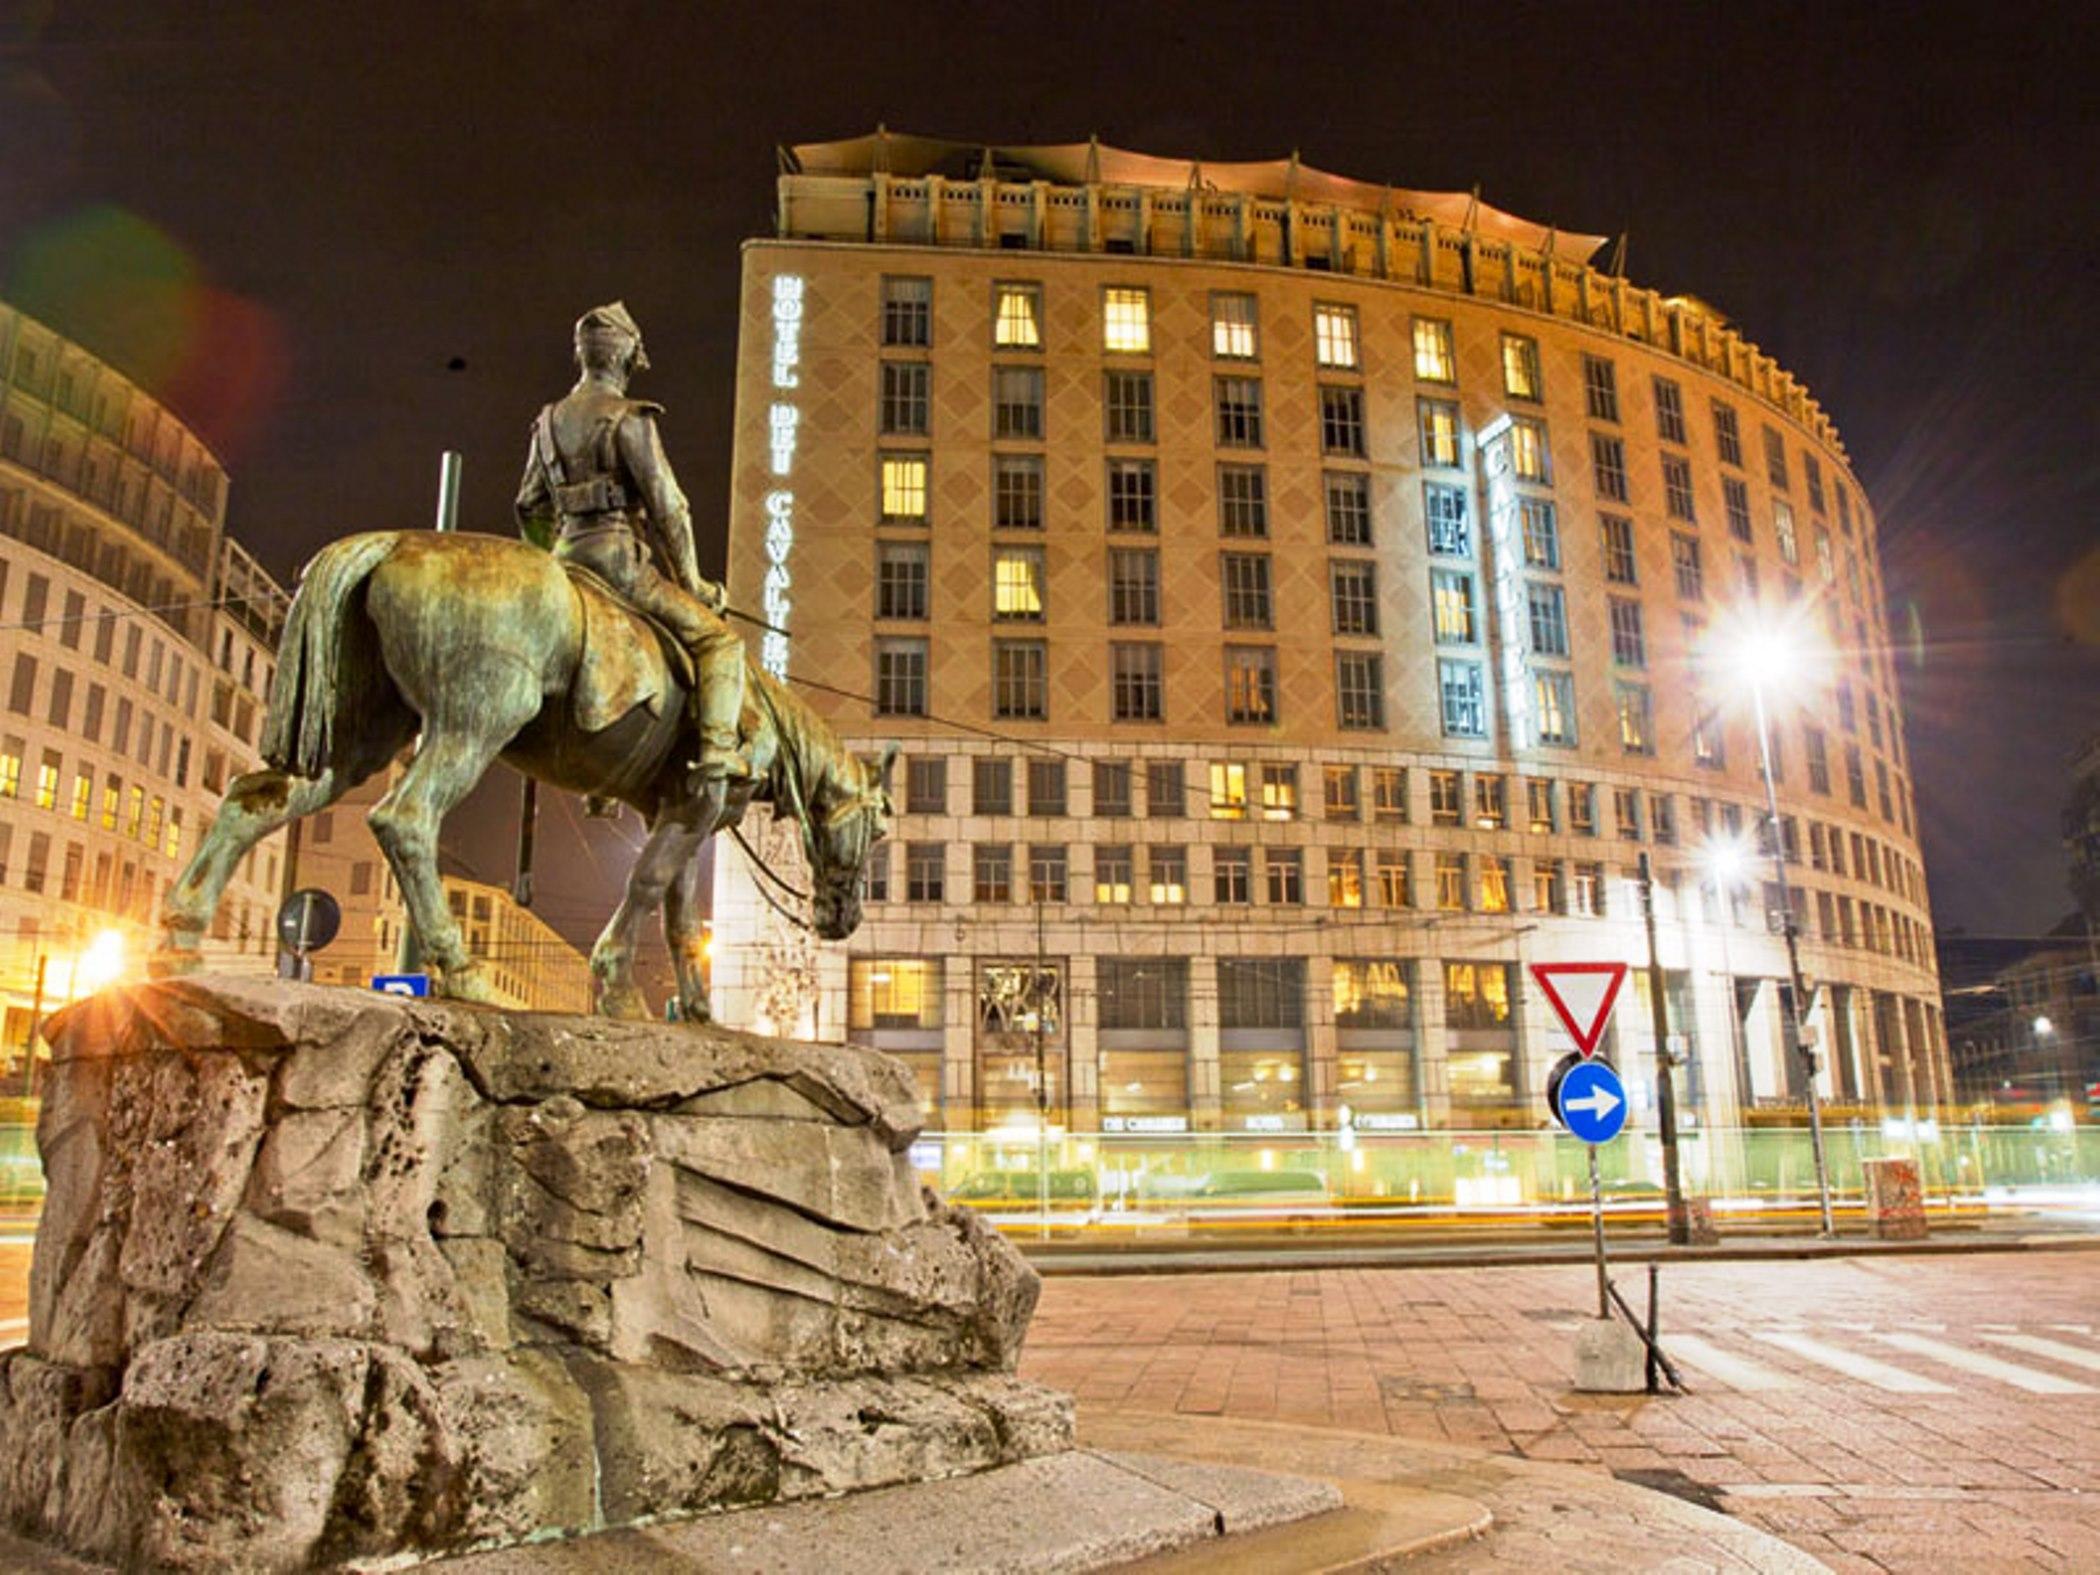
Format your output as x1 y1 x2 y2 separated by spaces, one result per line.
736 677 820 929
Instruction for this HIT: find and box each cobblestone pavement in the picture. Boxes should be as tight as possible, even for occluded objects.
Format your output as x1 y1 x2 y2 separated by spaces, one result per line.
1022 1250 2100 1572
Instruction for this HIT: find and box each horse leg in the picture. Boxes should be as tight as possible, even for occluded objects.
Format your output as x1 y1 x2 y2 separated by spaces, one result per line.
664 829 713 1024
590 806 708 1021
152 767 347 977
367 723 513 1003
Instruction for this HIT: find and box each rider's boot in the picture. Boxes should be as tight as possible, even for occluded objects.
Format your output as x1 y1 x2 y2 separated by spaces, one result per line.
688 642 752 795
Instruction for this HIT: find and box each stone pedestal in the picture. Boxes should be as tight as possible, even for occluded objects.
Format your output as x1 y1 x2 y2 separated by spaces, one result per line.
0 978 1071 1570
1860 1156 1928 1240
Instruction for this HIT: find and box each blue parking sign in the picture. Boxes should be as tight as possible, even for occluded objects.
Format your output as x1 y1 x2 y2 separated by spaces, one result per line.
371 974 431 998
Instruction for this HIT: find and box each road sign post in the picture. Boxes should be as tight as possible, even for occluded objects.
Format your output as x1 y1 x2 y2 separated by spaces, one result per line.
275 888 342 983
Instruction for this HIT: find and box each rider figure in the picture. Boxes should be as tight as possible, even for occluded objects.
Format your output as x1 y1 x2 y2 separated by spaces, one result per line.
515 301 749 793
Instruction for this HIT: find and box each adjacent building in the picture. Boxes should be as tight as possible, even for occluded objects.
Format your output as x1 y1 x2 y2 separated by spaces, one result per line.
0 302 286 1064
710 134 1949 1135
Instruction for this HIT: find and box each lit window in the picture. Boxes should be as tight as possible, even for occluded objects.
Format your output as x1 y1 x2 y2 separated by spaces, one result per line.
1509 416 1550 482
1431 570 1476 644
850 959 942 1029
1103 287 1150 353
1533 670 1577 745
1147 845 1187 905
1616 680 1654 754
1260 763 1296 821
1419 399 1460 467
1224 646 1276 724
880 454 927 521
993 282 1042 348
1411 317 1456 382
1211 292 1258 358
1314 304 1359 369
1502 334 1542 400
993 548 1044 621
1094 844 1133 903
1479 856 1511 914
35 755 59 811
1327 848 1364 909
68 773 90 820
1209 762 1247 819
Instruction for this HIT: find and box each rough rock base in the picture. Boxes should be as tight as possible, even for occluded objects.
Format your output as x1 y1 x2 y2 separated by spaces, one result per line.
0 978 1072 1570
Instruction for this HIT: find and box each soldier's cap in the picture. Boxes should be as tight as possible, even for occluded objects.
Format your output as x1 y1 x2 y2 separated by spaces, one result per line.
574 301 650 371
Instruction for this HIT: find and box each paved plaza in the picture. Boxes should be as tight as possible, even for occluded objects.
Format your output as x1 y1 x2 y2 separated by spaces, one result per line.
1022 1248 2100 1571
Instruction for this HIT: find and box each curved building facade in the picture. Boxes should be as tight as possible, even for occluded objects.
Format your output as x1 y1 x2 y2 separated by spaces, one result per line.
713 136 1946 1136
0 303 286 1068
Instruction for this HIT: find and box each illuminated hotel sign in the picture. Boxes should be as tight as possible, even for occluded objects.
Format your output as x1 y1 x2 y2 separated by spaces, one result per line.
1476 415 1531 747
759 273 805 679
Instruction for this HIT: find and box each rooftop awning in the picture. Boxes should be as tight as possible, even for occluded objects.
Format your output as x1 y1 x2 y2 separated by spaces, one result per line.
786 132 1609 262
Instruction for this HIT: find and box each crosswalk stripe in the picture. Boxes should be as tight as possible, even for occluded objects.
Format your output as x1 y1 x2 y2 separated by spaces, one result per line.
1872 1332 2092 1395
1752 1331 1954 1393
1980 1332 2100 1376
1661 1334 1794 1392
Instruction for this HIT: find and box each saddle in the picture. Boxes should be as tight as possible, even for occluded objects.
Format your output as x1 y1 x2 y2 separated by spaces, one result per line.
561 561 696 733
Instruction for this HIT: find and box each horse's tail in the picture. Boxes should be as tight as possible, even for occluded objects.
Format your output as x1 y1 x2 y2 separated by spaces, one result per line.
260 531 403 778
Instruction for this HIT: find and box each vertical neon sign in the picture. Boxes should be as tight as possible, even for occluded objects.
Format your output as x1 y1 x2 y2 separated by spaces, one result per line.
760 273 805 679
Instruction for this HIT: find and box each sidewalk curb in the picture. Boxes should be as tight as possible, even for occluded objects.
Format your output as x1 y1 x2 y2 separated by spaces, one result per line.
1081 1409 1829 1573
1024 1231 2100 1276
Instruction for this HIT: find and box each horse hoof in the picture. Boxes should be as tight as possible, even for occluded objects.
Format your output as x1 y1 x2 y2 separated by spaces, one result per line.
679 995 713 1027
439 965 499 1004
597 987 651 1022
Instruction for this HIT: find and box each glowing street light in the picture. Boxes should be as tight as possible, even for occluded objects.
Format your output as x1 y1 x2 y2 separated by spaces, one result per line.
2033 1015 2054 1038
72 929 128 998
1702 605 1837 1237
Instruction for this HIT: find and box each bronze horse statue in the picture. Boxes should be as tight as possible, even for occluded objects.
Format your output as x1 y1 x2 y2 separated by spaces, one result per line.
152 529 892 1019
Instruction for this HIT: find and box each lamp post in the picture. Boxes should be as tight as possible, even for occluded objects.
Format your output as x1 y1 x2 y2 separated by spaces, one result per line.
1716 613 1836 1236
1636 852 1689 1244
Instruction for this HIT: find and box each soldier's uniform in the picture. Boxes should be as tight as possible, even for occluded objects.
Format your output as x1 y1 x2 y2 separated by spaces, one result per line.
516 303 748 786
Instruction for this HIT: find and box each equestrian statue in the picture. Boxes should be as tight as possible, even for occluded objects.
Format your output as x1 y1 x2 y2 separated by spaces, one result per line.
151 302 892 1021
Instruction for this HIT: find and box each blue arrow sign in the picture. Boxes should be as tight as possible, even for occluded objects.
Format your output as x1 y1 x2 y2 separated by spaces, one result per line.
1554 1059 1629 1145
371 974 431 998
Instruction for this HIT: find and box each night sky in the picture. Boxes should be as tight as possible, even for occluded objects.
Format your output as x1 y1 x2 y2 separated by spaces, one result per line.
4 0 2095 954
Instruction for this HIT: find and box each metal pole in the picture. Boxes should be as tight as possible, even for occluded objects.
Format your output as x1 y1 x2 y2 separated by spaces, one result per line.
1752 681 1835 1235
1639 853 1688 1244
434 450 463 533
1589 1144 1609 1319
1035 870 1049 1243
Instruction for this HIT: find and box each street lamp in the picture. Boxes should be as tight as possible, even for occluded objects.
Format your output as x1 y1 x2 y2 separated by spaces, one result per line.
1706 607 1837 1236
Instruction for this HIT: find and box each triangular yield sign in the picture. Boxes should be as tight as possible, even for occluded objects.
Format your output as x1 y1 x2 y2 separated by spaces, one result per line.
1530 962 1628 1058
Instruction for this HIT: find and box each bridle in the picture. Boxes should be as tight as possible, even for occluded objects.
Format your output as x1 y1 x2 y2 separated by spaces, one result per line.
731 679 888 932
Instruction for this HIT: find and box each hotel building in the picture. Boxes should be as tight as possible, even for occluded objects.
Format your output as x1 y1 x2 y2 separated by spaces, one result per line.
711 134 1948 1137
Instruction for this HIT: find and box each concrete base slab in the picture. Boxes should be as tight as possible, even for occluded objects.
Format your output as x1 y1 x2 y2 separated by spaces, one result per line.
423 1448 1374 1573
1574 1314 1650 1392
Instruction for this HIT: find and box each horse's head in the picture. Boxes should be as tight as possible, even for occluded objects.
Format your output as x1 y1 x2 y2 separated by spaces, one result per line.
807 744 895 940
